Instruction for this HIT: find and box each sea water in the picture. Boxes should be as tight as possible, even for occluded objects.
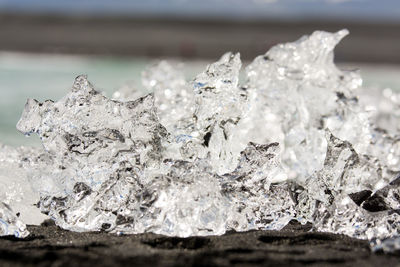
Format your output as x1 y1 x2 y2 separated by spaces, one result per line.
0 52 399 147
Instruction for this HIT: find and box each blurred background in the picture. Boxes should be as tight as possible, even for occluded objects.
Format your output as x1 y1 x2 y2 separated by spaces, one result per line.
0 0 400 146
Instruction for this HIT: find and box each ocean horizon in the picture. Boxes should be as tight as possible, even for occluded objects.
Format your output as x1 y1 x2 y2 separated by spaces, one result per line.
1 52 399 147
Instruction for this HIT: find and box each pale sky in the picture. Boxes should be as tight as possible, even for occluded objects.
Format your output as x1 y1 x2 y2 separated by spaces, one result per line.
0 0 399 22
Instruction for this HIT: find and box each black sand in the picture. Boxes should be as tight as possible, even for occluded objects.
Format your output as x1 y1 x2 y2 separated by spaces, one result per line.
0 221 398 266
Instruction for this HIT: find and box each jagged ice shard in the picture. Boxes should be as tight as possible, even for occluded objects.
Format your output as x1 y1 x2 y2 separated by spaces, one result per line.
0 144 47 237
2 29 400 253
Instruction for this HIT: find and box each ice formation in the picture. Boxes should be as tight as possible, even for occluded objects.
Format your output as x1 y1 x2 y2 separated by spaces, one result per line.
2 29 400 253
0 202 29 238
0 144 47 237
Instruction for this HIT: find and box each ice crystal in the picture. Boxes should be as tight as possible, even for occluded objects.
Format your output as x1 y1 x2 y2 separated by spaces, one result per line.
0 202 29 238
371 236 400 254
5 28 399 251
0 144 47 237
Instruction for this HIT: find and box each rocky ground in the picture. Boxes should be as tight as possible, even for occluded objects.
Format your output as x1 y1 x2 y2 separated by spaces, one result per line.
0 221 398 266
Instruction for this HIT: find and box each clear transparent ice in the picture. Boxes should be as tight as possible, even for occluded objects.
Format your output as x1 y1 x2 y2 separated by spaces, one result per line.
1 29 400 253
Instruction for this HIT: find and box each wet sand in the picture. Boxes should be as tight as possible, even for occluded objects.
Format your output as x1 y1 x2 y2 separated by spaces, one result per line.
0 221 398 266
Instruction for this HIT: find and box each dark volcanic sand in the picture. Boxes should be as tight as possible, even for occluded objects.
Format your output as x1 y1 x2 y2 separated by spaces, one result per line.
0 221 398 267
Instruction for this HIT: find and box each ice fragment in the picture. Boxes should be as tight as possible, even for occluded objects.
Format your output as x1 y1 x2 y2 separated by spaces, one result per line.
7 29 400 251
0 202 29 238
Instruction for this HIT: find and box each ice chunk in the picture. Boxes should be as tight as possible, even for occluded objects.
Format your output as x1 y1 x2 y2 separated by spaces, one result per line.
0 202 29 238
296 132 400 240
112 82 145 102
142 61 194 133
221 142 293 230
370 236 400 254
0 145 35 239
189 52 247 174
16 72 289 236
0 144 47 226
17 75 169 232
116 158 236 237
242 29 363 182
358 86 400 135
12 29 400 249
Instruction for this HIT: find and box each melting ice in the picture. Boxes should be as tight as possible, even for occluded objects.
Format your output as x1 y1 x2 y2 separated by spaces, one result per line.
2 29 400 252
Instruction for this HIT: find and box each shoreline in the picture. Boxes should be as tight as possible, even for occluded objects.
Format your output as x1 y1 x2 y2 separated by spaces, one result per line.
0 13 399 63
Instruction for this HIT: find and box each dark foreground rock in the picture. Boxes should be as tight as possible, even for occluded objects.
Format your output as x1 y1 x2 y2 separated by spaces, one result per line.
0 221 398 267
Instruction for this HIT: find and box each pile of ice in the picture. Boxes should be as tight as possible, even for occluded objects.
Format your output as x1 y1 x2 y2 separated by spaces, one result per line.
0 144 48 237
2 30 400 253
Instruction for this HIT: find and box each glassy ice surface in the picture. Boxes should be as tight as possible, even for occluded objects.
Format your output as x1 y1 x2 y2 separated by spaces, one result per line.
0 144 48 228
0 144 40 237
0 202 29 238
2 29 399 252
